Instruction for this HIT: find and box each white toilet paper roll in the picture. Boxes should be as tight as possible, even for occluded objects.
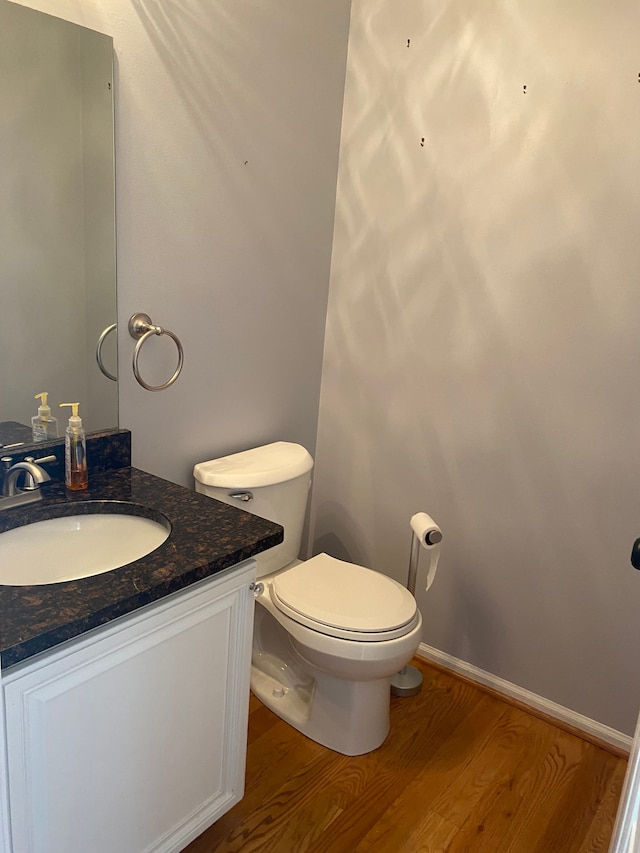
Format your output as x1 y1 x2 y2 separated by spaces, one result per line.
409 512 442 592
410 513 442 549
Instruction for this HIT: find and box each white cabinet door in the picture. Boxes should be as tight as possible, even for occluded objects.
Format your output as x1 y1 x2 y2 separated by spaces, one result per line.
3 561 255 853
0 672 10 853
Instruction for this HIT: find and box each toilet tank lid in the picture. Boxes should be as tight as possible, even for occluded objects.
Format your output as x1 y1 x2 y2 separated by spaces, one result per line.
193 441 313 488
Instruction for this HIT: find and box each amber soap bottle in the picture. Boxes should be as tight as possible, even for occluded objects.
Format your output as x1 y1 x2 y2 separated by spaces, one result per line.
60 403 88 490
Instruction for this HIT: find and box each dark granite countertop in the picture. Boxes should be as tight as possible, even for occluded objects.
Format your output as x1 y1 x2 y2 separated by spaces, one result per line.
0 466 283 669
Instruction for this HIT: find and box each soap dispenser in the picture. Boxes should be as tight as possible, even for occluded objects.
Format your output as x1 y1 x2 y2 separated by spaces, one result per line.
31 392 58 441
60 403 87 490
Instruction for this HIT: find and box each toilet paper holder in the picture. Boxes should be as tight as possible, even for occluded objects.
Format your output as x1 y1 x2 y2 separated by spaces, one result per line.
391 512 443 698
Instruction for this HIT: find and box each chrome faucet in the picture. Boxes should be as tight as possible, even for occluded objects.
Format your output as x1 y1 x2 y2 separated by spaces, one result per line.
0 456 55 510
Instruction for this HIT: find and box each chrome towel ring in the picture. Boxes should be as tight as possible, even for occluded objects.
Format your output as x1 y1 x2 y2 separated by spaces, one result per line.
128 312 184 392
96 323 118 382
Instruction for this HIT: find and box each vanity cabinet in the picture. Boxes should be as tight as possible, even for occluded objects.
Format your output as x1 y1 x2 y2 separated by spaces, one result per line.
1 560 256 853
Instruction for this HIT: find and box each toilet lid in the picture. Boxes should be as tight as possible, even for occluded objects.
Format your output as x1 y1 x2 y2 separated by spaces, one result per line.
271 553 417 640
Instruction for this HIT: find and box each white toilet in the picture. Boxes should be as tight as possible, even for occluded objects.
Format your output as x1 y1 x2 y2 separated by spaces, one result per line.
193 441 422 756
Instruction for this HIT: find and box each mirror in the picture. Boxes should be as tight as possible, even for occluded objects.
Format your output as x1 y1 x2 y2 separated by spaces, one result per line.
0 1 117 449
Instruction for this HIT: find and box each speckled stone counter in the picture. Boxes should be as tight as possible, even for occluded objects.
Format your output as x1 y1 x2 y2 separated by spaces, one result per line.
0 466 283 669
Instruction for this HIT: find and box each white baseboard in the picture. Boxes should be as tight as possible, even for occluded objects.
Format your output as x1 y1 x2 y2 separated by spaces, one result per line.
417 642 632 754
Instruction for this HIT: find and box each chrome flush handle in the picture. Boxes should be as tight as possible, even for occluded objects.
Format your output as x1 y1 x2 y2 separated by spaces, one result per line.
229 491 253 502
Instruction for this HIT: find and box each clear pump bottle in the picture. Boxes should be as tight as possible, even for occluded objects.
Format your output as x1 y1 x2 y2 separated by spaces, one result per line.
60 403 87 490
31 392 58 441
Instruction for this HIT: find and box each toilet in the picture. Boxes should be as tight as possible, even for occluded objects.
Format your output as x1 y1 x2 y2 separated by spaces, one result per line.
193 441 422 756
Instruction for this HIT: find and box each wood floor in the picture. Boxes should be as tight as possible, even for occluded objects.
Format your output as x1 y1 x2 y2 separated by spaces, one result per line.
184 658 627 853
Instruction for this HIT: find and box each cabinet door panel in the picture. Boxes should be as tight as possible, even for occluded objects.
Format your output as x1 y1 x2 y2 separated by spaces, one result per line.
3 564 255 853
0 671 9 853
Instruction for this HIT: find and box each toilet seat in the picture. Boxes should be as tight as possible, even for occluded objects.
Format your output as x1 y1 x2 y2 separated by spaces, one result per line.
270 553 419 642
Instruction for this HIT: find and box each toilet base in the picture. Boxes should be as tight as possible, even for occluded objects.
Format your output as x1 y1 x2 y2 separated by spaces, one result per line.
251 662 391 756
251 593 422 756
250 603 408 756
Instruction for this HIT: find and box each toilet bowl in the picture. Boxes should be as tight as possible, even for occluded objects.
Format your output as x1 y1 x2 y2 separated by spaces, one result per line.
194 442 422 756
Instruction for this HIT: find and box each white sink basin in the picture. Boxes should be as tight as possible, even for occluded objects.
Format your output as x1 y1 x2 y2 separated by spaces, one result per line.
0 512 170 585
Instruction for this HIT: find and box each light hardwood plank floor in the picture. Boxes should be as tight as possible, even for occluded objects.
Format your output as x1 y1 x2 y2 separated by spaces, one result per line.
184 658 627 853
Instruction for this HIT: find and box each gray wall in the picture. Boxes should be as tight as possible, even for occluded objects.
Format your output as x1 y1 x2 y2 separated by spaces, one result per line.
15 0 351 485
310 0 640 735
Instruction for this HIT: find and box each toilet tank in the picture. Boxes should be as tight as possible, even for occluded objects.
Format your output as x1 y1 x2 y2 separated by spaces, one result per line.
193 442 314 578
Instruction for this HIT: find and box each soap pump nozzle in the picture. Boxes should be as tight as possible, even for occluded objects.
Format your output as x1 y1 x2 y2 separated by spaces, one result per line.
59 402 82 431
35 392 51 419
